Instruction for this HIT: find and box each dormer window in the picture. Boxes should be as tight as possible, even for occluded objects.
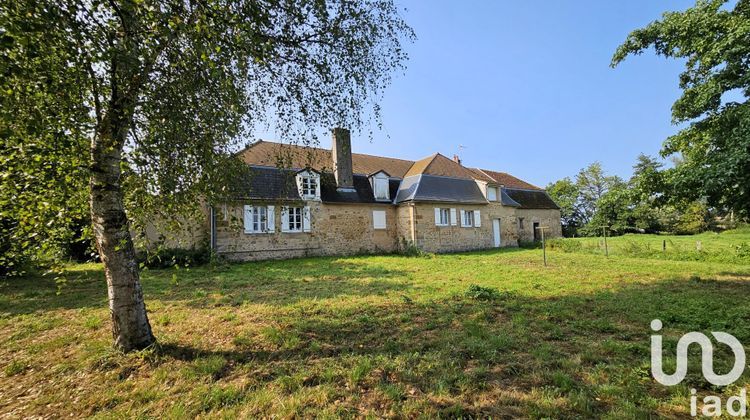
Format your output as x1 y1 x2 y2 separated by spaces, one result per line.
487 186 498 201
370 171 390 202
296 169 320 200
301 176 317 197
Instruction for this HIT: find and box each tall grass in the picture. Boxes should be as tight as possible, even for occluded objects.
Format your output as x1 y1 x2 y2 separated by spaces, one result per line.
548 231 750 264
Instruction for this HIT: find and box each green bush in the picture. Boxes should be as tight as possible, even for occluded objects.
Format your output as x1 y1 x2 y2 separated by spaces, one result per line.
518 240 541 249
138 247 212 269
397 239 429 257
465 284 501 301
672 203 710 235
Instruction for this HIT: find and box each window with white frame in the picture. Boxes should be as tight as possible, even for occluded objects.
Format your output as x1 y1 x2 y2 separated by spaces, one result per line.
461 209 481 228
296 171 320 200
435 208 450 226
302 176 317 197
244 205 275 233
281 206 310 233
287 207 303 232
373 210 386 230
371 172 390 201
463 210 475 227
487 187 498 201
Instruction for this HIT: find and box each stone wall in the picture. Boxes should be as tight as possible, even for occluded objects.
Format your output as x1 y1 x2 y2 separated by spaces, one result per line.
215 201 398 261
516 209 562 242
410 203 493 253
135 209 209 250
213 200 562 261
482 203 521 247
395 204 415 247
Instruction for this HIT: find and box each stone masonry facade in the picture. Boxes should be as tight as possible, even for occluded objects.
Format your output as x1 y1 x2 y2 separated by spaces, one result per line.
213 201 561 261
191 129 563 261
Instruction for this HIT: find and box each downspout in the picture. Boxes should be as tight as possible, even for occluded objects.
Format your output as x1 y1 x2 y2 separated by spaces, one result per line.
209 206 217 252
410 203 417 244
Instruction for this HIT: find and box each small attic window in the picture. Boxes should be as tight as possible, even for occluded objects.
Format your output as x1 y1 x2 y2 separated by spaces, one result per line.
370 171 390 201
487 186 498 201
296 169 320 200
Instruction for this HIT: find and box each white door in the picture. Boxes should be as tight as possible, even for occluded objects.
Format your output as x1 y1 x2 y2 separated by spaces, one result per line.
492 219 501 247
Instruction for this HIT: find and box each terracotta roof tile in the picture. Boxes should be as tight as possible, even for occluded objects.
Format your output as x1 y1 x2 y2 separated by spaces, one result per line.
240 141 414 178
475 168 541 190
404 153 477 180
467 168 496 183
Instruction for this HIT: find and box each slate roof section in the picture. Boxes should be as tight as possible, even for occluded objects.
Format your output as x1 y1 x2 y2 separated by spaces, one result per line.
239 140 414 178
234 166 301 200
395 175 488 204
319 172 401 204
237 165 400 204
499 189 522 207
503 188 560 209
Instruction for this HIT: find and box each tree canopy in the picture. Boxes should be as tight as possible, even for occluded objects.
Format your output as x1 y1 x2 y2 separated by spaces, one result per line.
1 0 413 350
612 0 750 218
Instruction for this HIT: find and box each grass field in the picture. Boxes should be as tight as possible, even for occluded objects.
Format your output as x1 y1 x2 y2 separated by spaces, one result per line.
2 230 750 418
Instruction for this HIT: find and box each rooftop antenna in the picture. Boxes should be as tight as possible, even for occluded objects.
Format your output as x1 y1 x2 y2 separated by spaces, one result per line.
453 144 467 165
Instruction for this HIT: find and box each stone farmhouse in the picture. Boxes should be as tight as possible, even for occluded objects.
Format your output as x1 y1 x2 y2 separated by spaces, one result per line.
207 128 561 261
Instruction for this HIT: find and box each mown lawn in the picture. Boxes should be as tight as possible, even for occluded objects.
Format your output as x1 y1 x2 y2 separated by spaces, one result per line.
2 232 750 418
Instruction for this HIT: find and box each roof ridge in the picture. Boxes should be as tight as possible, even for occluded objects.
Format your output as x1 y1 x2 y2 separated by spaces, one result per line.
420 153 441 175
479 168 542 190
471 167 497 183
250 139 416 164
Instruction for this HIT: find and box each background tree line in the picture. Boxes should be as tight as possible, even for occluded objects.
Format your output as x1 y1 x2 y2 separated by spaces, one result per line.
548 0 750 238
546 154 731 237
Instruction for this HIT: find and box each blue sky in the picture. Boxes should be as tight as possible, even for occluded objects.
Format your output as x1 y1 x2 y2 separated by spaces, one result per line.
262 1 695 187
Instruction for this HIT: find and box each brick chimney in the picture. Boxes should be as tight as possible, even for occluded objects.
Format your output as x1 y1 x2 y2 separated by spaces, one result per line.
331 128 354 190
453 154 462 165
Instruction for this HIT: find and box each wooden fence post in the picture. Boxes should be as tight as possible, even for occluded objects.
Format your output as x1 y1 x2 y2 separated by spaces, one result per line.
602 226 609 258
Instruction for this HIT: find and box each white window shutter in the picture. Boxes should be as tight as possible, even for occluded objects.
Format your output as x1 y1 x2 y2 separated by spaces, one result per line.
459 210 465 227
281 206 289 232
373 210 386 229
450 208 457 226
303 206 311 232
295 174 304 198
315 175 321 199
244 205 253 232
474 210 481 227
266 205 275 232
434 208 441 226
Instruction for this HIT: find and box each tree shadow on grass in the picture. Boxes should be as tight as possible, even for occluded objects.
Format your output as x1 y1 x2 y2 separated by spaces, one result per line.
0 258 411 315
144 275 750 418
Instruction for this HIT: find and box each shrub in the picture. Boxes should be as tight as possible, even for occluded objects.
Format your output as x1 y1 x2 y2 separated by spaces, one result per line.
465 284 501 301
518 240 541 249
397 239 429 257
138 246 212 269
672 203 710 235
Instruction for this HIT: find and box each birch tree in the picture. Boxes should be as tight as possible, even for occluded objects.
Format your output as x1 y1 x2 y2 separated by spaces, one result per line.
0 0 413 351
